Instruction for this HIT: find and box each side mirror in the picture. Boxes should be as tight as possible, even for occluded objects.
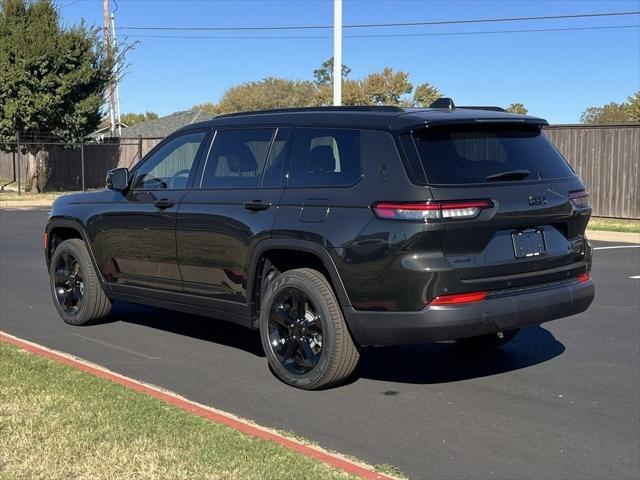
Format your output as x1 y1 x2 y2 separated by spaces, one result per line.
106 167 129 191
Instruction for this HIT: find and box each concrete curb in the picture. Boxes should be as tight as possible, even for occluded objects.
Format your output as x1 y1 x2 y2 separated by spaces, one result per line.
0 331 396 480
0 200 53 208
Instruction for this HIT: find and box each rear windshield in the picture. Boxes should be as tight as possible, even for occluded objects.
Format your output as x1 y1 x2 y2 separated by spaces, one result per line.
412 125 574 184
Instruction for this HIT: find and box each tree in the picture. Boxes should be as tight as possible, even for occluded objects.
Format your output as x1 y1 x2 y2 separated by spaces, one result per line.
360 67 413 105
313 57 351 86
506 103 528 115
120 111 158 126
192 61 443 112
191 102 219 116
413 83 442 107
627 91 640 122
580 102 630 124
215 77 318 114
0 0 116 191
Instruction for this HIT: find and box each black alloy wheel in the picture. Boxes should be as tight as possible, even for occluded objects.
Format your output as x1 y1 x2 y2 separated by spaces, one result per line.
53 251 85 315
268 287 324 375
49 238 112 325
259 268 359 390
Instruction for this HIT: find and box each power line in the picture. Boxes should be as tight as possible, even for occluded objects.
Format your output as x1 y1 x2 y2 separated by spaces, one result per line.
60 0 84 8
117 24 640 40
119 11 640 31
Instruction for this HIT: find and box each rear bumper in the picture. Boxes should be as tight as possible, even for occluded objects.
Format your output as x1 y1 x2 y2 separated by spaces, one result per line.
346 279 595 346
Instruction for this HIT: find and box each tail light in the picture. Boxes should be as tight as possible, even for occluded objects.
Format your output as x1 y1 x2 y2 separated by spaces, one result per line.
372 200 493 222
569 190 590 209
577 272 591 283
429 291 487 306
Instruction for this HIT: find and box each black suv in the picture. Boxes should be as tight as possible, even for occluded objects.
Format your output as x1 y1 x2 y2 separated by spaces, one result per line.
45 100 595 389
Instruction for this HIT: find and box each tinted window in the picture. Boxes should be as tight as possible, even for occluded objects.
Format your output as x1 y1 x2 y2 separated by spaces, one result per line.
133 131 206 190
262 128 290 188
289 128 361 187
413 125 574 185
200 128 275 189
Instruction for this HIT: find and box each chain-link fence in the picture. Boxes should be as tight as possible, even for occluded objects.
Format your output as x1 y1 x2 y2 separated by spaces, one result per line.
0 138 162 194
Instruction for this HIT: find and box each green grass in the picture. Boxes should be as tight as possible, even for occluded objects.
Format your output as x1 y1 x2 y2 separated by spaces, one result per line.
588 217 640 233
0 342 357 480
374 464 407 478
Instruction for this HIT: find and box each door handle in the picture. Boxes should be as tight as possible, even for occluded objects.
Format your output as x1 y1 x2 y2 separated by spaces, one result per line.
154 199 175 209
243 200 271 212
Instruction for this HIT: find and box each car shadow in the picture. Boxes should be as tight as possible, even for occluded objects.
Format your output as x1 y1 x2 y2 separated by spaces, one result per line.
354 325 565 385
108 302 564 383
110 301 266 358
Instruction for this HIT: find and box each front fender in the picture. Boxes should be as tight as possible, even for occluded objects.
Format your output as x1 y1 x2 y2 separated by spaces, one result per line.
45 216 108 290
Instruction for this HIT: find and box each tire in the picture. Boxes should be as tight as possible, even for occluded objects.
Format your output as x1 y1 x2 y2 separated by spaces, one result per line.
259 268 360 390
457 328 521 349
49 238 111 326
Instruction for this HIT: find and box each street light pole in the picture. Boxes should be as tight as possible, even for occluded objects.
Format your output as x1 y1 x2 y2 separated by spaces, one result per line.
333 0 342 106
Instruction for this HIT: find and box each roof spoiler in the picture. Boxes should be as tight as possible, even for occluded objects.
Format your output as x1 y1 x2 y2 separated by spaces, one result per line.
429 97 456 110
429 97 507 113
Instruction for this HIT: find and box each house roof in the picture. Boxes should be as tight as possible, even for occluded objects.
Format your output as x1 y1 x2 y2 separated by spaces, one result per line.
119 110 214 139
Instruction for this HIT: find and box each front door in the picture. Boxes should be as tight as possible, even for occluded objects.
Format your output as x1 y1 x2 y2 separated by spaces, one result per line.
177 127 289 316
95 129 209 292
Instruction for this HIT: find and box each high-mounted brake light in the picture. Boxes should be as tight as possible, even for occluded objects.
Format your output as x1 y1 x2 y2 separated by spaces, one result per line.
429 291 487 306
372 200 493 222
569 190 590 209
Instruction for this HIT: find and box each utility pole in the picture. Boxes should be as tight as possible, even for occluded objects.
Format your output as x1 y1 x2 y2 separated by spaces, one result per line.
110 10 122 136
333 0 342 106
103 0 116 137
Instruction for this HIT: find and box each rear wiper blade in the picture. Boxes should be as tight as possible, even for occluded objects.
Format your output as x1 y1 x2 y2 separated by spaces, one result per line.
485 169 531 181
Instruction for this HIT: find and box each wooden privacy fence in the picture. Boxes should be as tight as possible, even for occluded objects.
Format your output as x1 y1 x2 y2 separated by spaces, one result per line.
544 124 639 219
1 127 638 218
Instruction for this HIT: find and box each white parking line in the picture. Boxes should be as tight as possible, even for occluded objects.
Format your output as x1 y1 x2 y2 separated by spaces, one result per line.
593 245 640 251
630 276 640 279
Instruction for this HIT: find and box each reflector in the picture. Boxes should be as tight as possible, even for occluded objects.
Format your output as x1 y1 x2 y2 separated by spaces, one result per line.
429 291 487 306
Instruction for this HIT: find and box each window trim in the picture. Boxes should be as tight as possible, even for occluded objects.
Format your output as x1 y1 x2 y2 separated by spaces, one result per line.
285 127 364 189
129 128 211 192
196 126 279 191
260 127 292 189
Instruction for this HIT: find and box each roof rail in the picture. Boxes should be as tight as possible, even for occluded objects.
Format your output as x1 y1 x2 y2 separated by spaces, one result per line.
215 105 405 119
458 106 507 112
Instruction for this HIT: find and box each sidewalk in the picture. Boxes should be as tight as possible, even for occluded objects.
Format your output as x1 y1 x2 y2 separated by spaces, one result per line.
584 229 640 244
1 199 54 208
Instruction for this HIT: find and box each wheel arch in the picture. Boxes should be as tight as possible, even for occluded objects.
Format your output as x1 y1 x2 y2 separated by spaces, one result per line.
46 218 107 287
247 239 352 328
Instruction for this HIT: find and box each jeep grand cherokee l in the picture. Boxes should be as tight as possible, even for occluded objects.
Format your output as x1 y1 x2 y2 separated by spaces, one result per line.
45 100 595 389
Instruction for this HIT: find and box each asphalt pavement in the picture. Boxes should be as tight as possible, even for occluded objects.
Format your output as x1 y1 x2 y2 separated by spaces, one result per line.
1 208 638 480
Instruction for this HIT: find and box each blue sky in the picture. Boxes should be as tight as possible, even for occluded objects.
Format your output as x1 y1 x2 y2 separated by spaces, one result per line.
58 0 640 124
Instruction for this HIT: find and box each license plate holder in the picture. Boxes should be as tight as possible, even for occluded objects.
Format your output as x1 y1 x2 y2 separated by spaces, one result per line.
512 228 546 258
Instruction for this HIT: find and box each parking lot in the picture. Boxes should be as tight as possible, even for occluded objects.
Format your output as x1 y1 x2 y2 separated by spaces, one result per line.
1 207 638 479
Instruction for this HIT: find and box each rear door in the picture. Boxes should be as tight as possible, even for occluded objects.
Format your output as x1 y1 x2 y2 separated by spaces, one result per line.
410 123 591 291
176 127 289 316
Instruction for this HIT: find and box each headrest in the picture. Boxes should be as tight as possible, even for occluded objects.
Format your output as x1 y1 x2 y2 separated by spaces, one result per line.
224 144 258 173
308 145 336 173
